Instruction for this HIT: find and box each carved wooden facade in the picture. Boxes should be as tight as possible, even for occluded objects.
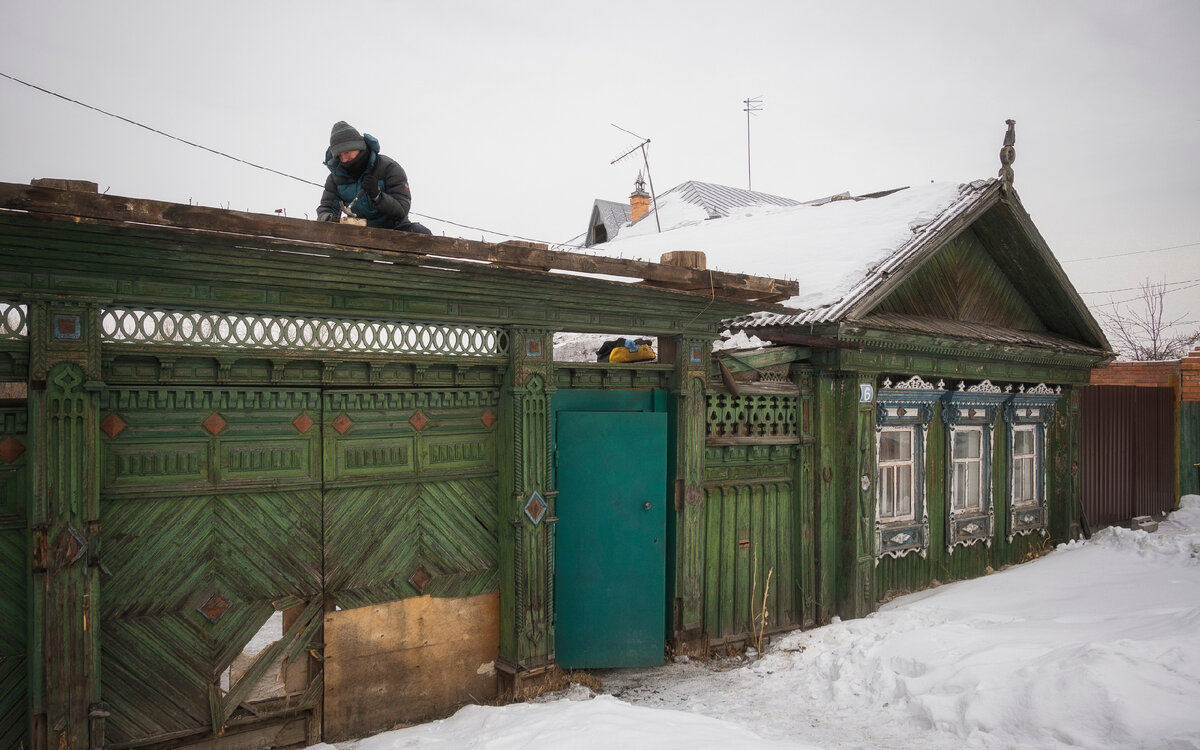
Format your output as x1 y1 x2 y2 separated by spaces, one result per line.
0 181 792 748
0 173 1113 748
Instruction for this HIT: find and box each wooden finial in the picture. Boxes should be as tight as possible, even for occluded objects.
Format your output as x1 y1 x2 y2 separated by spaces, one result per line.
998 119 1016 190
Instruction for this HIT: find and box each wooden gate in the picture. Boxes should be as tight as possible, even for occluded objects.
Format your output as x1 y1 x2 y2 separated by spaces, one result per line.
99 386 325 746
0 400 28 748
1081 385 1177 527
321 388 500 739
96 385 502 746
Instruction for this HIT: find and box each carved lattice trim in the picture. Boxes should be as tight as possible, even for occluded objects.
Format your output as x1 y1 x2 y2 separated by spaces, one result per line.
0 302 27 340
101 307 509 357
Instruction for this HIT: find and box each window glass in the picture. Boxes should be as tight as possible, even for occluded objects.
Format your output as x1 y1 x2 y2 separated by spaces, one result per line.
1013 425 1038 507
880 430 911 462
950 426 984 511
878 427 916 521
953 429 981 459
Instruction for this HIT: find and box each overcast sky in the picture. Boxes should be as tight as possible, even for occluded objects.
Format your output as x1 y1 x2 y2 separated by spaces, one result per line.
3 1 1198 342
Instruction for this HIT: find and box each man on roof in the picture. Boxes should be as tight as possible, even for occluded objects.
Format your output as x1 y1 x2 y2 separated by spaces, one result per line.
316 121 431 234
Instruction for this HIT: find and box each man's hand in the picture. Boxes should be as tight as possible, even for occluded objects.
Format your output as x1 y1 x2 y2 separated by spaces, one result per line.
317 211 339 222
360 172 381 201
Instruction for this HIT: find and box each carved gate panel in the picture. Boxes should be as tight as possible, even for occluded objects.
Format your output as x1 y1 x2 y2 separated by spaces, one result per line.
321 388 501 739
98 387 324 747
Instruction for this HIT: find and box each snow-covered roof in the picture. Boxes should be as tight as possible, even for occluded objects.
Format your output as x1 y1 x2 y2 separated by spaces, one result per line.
586 199 633 246
591 179 995 317
648 180 801 219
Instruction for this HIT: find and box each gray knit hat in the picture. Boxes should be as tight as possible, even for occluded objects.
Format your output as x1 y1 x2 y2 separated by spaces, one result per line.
330 121 366 155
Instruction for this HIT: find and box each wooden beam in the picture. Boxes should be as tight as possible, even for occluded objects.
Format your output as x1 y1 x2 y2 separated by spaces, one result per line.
752 328 863 350
0 182 797 303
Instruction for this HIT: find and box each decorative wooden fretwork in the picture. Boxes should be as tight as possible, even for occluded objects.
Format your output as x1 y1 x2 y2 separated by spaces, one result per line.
1003 386 1061 542
0 302 27 340
874 377 942 561
101 307 509 357
941 384 1006 554
706 392 799 443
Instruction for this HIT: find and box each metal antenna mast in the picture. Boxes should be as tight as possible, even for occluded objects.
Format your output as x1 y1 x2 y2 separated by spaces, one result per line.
743 96 763 191
610 123 661 233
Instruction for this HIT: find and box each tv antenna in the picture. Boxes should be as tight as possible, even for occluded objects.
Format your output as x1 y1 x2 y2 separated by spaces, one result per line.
743 96 763 191
610 123 661 233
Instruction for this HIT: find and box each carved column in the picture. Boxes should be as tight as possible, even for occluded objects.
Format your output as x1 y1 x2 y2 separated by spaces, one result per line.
27 300 103 748
498 329 556 678
851 375 878 619
671 336 709 652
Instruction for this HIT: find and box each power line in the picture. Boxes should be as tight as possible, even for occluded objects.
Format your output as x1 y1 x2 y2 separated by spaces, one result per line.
1060 242 1200 262
1080 277 1200 295
0 70 583 249
1095 280 1200 307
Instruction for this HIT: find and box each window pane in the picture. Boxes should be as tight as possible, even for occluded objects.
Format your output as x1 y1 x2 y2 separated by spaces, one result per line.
1015 429 1034 456
1015 457 1035 504
880 469 894 517
967 463 981 507
953 464 965 510
897 466 912 515
954 429 982 459
880 430 911 462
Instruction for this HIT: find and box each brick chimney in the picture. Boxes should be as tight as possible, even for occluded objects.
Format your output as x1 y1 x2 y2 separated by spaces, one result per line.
630 172 650 223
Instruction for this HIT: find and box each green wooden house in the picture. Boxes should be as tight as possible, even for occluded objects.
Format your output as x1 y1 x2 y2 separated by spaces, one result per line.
584 124 1111 645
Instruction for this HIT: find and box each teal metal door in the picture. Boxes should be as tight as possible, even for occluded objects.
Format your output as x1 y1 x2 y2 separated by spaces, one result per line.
555 411 667 668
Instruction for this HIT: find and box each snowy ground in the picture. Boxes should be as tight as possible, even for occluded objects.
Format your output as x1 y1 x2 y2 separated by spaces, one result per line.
310 496 1200 750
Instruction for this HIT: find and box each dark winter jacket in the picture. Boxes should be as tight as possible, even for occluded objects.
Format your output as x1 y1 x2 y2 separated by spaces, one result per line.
317 133 413 228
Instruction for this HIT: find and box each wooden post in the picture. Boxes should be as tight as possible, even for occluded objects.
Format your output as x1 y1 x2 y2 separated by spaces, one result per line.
497 329 557 686
27 300 103 748
670 336 709 653
850 375 878 618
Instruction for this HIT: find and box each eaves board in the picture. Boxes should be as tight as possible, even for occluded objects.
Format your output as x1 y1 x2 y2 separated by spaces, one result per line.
831 320 1106 384
0 213 751 335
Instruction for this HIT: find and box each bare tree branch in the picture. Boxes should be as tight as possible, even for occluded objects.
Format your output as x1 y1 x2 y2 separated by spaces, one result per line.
1095 279 1200 360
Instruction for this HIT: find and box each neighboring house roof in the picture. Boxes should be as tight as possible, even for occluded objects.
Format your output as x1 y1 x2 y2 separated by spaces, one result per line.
584 181 800 247
589 177 1110 354
650 180 801 219
586 199 633 246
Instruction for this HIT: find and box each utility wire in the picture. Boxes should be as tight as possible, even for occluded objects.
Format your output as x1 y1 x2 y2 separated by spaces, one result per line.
1097 280 1200 307
1 71 584 249
1061 240 1200 263
1080 277 1200 295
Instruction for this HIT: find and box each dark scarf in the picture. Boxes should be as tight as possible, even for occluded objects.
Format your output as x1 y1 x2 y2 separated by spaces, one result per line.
341 149 370 177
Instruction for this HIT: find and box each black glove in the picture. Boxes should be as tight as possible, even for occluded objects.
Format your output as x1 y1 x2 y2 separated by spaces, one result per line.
317 211 338 222
360 171 381 201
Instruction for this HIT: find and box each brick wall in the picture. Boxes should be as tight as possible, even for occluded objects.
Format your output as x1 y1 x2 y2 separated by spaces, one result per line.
1090 360 1180 388
1183 346 1200 402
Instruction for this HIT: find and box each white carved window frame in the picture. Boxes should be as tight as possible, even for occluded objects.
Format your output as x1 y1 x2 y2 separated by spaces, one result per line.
941 381 1008 554
1003 384 1061 541
878 426 917 523
874 376 942 562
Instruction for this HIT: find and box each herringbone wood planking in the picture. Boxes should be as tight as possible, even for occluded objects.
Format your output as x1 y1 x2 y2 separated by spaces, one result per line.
101 489 322 741
325 476 499 609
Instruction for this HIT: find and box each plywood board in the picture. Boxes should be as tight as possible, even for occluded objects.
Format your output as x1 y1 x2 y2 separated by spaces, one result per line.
324 592 500 742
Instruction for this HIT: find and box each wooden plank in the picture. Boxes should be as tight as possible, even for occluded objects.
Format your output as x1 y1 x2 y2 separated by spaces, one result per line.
719 486 736 636
0 182 797 302
323 592 500 742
